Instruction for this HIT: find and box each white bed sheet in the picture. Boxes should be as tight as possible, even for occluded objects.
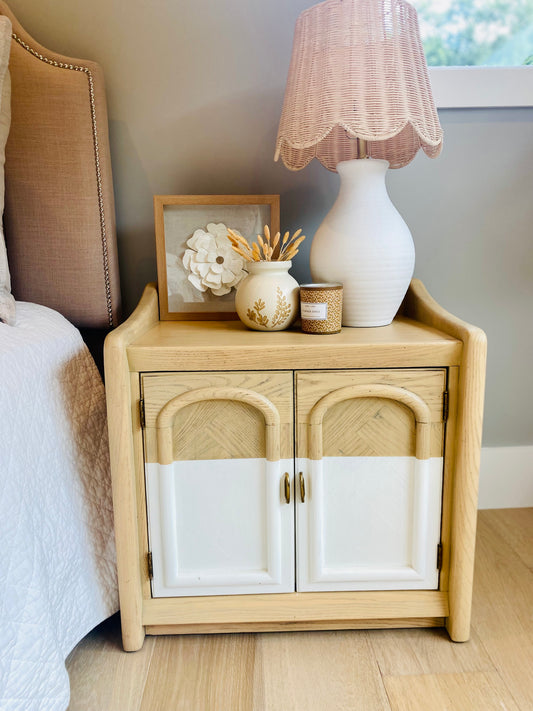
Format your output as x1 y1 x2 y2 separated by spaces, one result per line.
0 302 119 711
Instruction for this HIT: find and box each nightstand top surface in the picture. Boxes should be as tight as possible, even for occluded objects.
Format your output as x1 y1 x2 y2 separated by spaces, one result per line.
126 316 462 372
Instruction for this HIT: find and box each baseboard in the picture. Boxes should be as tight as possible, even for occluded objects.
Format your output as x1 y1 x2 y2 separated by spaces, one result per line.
478 446 533 509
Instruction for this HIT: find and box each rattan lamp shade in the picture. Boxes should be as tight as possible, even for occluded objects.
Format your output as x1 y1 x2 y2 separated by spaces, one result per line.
275 0 443 171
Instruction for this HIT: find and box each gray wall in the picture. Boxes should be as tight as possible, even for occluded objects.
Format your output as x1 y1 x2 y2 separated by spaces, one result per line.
7 0 533 447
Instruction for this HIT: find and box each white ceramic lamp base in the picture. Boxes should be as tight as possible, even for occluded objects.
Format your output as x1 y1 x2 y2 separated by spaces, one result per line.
310 159 415 327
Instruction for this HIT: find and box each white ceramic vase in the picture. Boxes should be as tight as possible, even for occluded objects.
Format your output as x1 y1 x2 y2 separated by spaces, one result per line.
235 261 299 331
310 158 415 327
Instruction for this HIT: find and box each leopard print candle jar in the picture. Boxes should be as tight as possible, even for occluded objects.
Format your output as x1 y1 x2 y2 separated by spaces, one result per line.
300 283 343 334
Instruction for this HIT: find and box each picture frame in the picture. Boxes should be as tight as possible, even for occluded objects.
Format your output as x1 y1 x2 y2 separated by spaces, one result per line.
154 194 280 320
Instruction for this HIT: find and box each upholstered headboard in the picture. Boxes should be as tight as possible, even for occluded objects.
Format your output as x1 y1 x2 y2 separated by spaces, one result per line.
0 1 121 328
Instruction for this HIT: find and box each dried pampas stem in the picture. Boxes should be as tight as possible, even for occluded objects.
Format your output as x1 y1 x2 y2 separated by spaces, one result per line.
228 225 306 263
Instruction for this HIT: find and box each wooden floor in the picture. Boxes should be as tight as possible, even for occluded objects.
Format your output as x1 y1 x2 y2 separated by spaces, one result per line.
66 508 533 710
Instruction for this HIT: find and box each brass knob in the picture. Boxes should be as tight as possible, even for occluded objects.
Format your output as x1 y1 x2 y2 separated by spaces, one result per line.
299 472 306 503
284 472 290 504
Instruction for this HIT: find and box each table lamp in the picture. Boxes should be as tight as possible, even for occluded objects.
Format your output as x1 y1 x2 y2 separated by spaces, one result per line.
275 0 443 326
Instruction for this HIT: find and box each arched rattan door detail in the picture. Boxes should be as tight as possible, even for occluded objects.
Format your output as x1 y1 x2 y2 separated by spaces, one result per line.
142 372 294 598
296 372 445 592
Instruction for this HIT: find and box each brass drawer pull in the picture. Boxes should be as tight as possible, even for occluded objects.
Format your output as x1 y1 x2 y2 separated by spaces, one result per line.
284 472 291 504
299 471 306 502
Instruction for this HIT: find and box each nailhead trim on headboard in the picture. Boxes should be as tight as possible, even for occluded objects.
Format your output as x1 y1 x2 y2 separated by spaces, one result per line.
12 33 114 327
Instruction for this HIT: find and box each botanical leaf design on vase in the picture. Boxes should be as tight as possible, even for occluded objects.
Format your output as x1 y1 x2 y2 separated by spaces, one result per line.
247 298 269 327
245 289 293 329
271 287 292 327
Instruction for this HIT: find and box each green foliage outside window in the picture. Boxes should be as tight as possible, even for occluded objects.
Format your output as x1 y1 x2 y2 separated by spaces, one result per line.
414 0 533 67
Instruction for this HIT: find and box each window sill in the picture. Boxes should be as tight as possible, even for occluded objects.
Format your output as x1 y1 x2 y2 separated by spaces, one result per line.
429 66 533 108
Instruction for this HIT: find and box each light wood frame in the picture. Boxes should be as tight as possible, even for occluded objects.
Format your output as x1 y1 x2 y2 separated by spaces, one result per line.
104 279 486 651
154 194 280 321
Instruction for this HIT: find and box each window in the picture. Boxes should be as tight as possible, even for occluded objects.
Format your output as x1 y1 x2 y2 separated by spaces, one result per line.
412 0 533 107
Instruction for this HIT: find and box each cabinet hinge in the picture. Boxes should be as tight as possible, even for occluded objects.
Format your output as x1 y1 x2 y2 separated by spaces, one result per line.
437 543 443 570
147 551 153 579
442 391 449 422
139 398 146 428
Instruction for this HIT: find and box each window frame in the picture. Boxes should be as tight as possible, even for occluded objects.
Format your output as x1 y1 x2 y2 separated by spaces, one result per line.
429 66 533 108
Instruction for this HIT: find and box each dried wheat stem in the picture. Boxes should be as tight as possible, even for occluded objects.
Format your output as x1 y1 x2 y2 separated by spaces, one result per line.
228 228 251 249
228 225 305 264
279 230 305 260
229 245 251 261
289 228 302 243
283 247 299 260
227 229 254 263
292 235 306 250
231 245 253 261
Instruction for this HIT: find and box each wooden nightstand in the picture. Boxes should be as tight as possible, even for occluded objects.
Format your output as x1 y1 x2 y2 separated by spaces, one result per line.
105 280 486 651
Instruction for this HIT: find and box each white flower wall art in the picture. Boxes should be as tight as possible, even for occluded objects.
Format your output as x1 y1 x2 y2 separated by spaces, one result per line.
154 195 279 320
182 223 247 296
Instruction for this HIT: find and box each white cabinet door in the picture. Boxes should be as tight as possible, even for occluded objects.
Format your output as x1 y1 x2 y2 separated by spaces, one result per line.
296 370 446 592
142 371 294 597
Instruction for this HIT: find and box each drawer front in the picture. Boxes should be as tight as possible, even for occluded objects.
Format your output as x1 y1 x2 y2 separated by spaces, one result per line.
295 369 446 592
141 371 295 598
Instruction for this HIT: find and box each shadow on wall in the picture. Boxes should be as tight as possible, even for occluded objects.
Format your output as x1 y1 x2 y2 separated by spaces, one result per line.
108 119 160 316
108 88 343 314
